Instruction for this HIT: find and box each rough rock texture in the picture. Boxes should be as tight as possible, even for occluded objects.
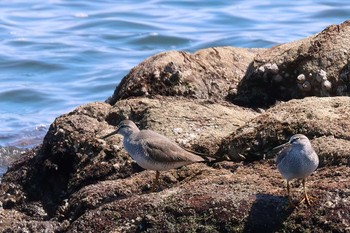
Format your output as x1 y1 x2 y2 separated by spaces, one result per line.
66 162 350 233
0 98 259 232
1 21 350 232
234 20 350 107
224 96 350 165
107 47 263 105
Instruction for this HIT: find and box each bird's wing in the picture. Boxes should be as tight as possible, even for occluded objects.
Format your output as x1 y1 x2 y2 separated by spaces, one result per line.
275 144 293 165
136 130 204 163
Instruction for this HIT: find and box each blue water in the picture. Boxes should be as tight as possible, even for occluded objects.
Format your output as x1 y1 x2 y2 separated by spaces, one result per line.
0 0 349 173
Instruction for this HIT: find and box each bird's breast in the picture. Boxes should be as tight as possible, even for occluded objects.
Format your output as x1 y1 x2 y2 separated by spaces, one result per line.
277 146 318 180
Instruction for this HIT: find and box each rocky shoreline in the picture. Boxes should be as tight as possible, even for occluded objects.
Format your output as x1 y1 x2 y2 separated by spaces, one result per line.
1 21 350 232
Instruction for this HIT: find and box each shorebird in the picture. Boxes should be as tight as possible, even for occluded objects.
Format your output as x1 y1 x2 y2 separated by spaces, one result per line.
274 134 319 206
102 120 209 191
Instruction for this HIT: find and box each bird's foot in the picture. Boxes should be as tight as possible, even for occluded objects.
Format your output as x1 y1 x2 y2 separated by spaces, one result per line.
299 194 316 206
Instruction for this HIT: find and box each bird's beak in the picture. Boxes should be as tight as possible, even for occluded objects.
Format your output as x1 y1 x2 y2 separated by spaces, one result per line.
101 130 118 139
272 141 290 150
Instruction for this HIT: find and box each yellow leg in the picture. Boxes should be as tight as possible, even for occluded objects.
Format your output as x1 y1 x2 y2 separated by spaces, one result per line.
299 178 313 206
151 171 160 192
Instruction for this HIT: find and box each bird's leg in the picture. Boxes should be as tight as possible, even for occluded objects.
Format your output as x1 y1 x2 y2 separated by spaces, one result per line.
286 180 294 207
150 171 160 192
299 178 313 206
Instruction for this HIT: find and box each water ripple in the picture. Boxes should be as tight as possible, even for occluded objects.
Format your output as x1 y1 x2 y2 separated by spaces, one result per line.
0 58 65 72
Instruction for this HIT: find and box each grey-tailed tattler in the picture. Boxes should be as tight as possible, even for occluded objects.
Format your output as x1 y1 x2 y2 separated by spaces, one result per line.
102 120 211 191
274 134 319 206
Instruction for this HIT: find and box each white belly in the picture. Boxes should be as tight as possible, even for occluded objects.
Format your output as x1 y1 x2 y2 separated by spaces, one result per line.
277 157 318 181
132 152 190 171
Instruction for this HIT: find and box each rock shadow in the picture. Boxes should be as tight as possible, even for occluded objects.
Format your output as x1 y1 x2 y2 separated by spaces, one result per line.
231 61 306 108
243 193 294 233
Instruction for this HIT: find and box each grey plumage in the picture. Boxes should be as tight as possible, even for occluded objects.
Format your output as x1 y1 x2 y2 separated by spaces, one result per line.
274 134 319 206
102 120 207 191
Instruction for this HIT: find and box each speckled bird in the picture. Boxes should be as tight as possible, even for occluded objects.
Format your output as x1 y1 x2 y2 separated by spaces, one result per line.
274 134 319 206
102 120 208 191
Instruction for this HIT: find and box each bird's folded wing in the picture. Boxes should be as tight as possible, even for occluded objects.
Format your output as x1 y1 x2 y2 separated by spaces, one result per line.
137 131 204 163
275 144 293 165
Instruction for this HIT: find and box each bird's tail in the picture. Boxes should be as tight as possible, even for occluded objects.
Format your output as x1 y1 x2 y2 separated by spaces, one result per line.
181 146 225 162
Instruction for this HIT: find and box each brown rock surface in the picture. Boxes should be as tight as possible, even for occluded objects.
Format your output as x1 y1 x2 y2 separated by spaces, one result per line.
66 162 350 233
107 47 263 104
234 20 350 107
0 97 260 232
225 96 350 166
1 21 350 232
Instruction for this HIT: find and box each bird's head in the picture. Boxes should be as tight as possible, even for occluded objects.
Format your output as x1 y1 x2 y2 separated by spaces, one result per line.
273 134 310 150
102 120 139 139
289 134 310 145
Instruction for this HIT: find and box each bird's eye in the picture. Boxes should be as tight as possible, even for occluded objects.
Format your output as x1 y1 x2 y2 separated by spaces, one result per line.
117 124 126 131
291 137 299 143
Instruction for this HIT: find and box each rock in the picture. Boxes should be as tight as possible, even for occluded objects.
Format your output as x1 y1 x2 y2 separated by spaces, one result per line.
1 96 349 232
234 20 350 107
0 208 65 232
0 96 259 231
106 47 263 104
66 162 350 232
224 96 350 165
